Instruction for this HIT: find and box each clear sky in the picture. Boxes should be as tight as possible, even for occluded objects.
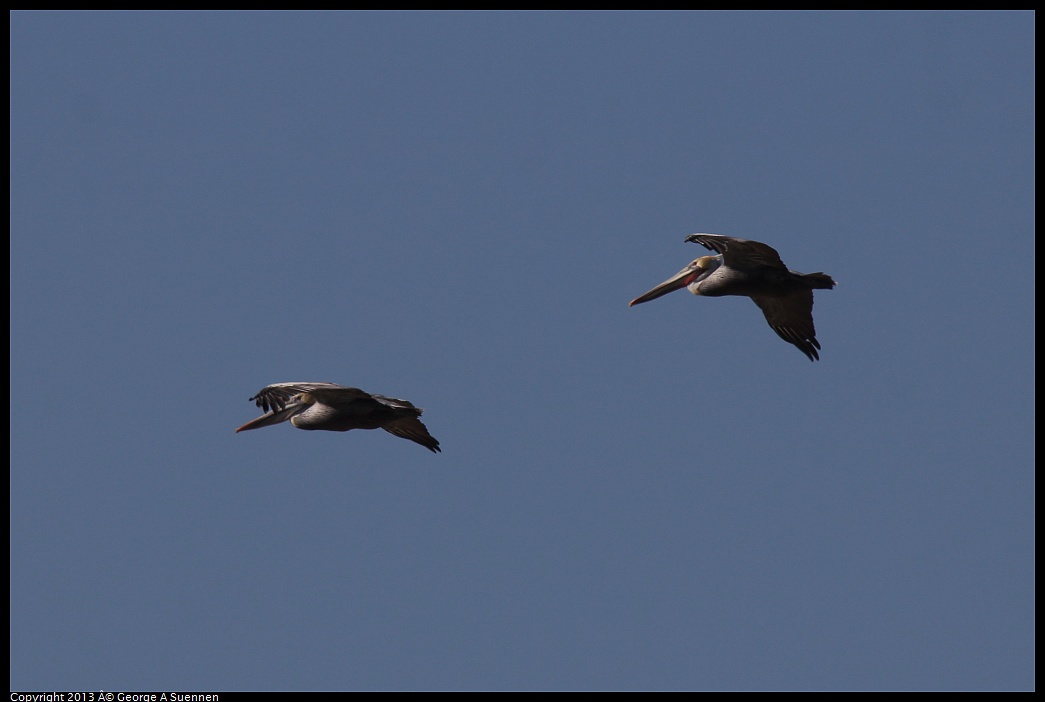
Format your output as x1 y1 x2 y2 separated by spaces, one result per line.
10 11 1034 692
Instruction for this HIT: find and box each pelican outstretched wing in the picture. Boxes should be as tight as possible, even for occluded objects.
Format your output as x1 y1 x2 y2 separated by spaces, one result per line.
685 234 788 271
382 416 442 453
367 393 424 412
750 291 822 362
248 382 352 413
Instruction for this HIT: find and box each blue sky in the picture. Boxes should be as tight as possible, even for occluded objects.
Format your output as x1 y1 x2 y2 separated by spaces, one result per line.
10 11 1034 691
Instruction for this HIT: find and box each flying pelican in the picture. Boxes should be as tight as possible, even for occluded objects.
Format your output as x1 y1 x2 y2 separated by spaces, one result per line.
236 382 441 452
629 234 836 361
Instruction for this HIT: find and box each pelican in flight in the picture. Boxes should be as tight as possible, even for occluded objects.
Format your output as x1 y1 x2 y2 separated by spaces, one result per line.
236 382 441 452
629 234 836 361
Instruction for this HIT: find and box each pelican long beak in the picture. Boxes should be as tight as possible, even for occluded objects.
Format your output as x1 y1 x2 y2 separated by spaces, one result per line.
629 266 700 307
235 403 307 433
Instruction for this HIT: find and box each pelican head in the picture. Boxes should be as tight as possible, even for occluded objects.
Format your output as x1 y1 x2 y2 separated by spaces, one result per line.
235 401 306 432
629 256 721 306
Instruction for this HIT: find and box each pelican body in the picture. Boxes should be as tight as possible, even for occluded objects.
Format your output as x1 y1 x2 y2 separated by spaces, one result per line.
630 234 836 361
236 382 441 453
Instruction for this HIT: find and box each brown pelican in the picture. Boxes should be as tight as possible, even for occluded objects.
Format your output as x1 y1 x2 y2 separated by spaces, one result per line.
629 234 836 361
236 382 441 452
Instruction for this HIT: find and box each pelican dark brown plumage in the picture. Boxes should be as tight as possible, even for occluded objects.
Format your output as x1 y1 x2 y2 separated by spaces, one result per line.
629 234 836 361
236 382 441 452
